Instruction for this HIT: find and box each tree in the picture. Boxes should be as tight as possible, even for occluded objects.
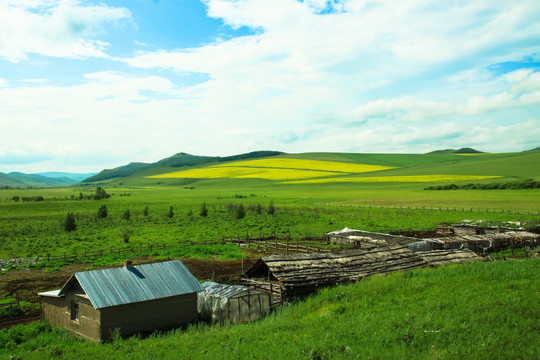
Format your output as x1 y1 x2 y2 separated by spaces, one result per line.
142 205 149 217
167 205 174 219
120 227 132 243
256 203 262 215
122 209 131 221
64 212 76 232
199 202 208 217
97 204 108 218
235 203 246 219
268 200 275 215
95 187 110 200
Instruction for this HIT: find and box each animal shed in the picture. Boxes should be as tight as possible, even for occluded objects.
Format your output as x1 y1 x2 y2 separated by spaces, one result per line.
245 244 429 298
198 282 271 324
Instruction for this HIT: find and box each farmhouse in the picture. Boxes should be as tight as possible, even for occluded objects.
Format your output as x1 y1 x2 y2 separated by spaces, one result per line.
38 260 203 342
197 281 271 324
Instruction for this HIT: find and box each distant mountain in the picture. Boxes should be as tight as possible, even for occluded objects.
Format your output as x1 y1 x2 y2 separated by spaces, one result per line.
83 151 284 183
428 147 483 154
37 172 97 182
0 172 74 188
524 147 540 152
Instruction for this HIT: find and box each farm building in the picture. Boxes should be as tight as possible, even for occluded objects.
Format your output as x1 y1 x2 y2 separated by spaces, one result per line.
38 260 203 342
417 249 483 267
326 227 417 248
425 231 540 252
244 244 428 298
197 282 271 324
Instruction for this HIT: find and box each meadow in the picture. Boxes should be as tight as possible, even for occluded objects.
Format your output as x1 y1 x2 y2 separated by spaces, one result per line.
1 151 539 260
1 258 539 359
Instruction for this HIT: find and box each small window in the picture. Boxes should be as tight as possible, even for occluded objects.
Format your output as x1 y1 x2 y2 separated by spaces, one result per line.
71 301 79 321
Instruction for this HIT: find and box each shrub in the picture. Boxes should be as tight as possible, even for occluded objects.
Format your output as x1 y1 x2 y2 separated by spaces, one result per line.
63 212 76 232
199 203 208 217
122 209 131 221
97 205 108 219
235 204 246 219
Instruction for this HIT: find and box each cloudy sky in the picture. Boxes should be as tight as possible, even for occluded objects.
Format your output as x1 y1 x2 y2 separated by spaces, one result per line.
1 0 539 173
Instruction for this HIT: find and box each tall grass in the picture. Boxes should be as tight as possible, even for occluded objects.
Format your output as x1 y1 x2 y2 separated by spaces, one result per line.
1 259 538 359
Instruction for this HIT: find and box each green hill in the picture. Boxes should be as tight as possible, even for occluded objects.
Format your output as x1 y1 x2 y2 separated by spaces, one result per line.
81 149 540 187
427 147 483 154
83 151 283 183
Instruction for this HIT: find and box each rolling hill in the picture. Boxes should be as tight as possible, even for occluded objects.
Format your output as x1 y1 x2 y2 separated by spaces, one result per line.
80 149 540 187
427 147 483 154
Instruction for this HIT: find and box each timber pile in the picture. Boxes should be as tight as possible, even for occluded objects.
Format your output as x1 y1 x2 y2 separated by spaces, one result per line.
245 244 427 297
418 249 483 267
427 231 539 251
326 228 417 247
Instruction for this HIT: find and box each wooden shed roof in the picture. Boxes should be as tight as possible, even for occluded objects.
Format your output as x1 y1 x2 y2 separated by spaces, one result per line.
246 244 428 289
418 249 483 267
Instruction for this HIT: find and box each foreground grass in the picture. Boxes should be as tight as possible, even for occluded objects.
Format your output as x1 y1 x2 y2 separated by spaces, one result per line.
1 259 539 359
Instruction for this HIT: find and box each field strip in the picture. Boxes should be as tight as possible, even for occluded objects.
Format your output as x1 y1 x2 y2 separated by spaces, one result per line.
148 158 397 180
282 175 502 184
147 166 341 180
213 158 396 173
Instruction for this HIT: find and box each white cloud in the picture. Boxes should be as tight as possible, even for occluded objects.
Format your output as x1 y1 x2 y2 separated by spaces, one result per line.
2 0 540 172
0 0 131 62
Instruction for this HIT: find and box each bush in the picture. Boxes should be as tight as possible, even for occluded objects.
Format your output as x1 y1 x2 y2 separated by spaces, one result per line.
97 205 108 219
63 212 76 232
94 187 110 200
122 209 131 221
199 203 208 217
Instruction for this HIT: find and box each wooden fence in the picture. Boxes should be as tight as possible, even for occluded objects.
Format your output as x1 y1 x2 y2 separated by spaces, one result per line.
317 203 540 215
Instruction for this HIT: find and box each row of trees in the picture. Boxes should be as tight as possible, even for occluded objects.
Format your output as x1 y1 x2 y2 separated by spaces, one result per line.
425 179 540 191
63 201 276 232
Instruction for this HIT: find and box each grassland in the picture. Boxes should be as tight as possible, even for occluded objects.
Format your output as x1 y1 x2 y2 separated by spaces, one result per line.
1 259 539 359
1 150 539 259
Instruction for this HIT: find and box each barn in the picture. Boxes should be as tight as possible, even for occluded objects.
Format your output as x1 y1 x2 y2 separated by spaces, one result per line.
197 281 271 324
38 260 203 342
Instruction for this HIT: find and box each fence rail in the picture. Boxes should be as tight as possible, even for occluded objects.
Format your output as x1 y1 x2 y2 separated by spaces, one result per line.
316 203 540 215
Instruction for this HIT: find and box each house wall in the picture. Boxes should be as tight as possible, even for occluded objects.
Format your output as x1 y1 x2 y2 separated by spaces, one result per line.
41 293 101 342
99 292 198 341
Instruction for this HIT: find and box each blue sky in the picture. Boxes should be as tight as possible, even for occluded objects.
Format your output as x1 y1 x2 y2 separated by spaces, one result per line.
1 0 539 173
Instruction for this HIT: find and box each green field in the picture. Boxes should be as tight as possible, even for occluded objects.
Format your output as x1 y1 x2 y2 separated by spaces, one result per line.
1 151 539 259
2 259 539 359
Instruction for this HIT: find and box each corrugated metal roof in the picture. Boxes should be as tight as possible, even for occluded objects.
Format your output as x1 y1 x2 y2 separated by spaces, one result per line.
60 260 203 309
201 281 259 299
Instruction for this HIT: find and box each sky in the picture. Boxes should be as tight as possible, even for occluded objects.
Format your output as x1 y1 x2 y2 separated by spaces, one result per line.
1 0 539 173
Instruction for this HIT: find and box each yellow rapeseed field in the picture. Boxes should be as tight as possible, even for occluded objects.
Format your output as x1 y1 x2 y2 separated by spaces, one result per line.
148 158 395 180
214 158 395 173
147 166 339 180
282 175 502 184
